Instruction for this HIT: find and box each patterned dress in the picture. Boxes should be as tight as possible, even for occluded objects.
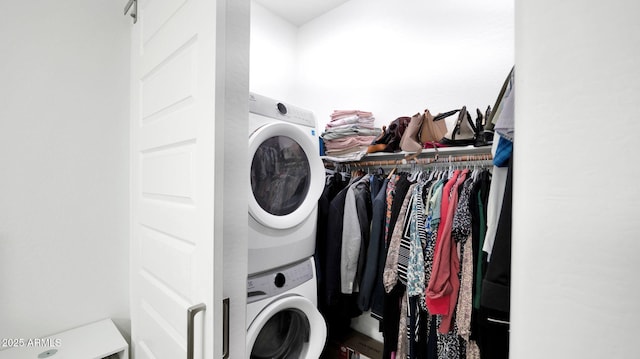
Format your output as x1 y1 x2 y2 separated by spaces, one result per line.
383 184 417 293
453 178 480 358
407 183 427 296
384 175 398 245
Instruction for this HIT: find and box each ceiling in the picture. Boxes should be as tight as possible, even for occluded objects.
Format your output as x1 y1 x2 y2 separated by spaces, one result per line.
252 0 351 26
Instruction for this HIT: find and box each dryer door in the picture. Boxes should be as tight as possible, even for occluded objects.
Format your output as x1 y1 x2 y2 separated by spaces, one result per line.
247 296 327 359
249 122 324 229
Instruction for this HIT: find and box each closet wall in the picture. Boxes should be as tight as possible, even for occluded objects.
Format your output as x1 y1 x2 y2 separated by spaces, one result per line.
296 0 514 131
0 0 131 342
250 1 298 101
250 0 514 132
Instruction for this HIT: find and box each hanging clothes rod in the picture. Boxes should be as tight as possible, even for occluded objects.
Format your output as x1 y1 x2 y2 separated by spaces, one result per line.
325 153 493 169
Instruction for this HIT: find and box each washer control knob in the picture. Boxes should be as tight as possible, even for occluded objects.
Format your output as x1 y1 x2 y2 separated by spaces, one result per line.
274 273 286 288
277 102 287 115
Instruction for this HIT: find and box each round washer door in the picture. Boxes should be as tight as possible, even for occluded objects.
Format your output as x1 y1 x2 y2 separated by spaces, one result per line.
249 122 325 229
247 296 327 359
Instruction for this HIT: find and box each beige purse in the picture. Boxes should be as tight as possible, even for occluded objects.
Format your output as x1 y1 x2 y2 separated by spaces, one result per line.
401 109 461 152
420 109 457 145
399 112 424 153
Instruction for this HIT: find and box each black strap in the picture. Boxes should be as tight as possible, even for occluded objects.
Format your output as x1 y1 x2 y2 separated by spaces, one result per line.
433 109 460 121
452 107 467 139
466 111 477 133
488 66 515 125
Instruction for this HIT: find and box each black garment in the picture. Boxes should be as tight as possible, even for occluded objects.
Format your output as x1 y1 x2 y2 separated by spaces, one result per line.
408 296 416 359
358 179 388 311
481 156 512 313
427 315 437 359
477 307 510 359
322 181 351 340
316 172 349 312
370 174 384 203
408 296 424 359
323 176 365 341
479 155 512 359
416 310 429 358
470 170 491 298
469 170 491 341
382 283 405 359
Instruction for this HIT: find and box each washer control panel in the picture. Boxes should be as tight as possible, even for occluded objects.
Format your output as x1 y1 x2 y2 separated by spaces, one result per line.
249 92 316 128
247 259 314 303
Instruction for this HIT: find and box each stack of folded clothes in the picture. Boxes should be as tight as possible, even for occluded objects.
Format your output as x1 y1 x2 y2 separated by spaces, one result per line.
321 110 381 162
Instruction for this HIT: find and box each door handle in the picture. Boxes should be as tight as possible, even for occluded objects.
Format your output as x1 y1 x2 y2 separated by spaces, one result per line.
222 298 230 359
124 0 137 24
187 303 206 359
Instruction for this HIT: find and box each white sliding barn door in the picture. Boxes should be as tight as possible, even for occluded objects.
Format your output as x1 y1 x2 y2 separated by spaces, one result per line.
129 0 220 357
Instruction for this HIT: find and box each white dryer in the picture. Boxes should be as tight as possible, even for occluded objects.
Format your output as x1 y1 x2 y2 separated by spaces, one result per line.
248 93 325 275
247 257 327 358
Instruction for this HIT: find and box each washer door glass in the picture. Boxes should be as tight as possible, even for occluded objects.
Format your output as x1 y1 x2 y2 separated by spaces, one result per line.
251 309 310 359
251 136 311 216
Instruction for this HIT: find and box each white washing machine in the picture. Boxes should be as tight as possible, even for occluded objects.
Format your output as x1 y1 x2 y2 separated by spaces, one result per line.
248 93 325 275
247 257 327 358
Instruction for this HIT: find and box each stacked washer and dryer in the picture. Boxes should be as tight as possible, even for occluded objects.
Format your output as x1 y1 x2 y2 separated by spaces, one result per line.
246 93 327 358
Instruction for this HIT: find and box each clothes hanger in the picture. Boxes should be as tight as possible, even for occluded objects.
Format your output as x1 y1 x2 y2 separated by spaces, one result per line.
407 163 418 182
418 169 431 184
472 161 482 181
427 165 436 182
386 166 397 180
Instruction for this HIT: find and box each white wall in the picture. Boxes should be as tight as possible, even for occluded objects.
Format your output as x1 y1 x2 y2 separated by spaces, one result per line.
296 0 514 131
250 1 299 101
0 0 131 343
251 0 514 132
512 1 640 358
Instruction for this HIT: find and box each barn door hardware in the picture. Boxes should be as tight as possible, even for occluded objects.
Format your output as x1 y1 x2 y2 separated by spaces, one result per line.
124 0 137 24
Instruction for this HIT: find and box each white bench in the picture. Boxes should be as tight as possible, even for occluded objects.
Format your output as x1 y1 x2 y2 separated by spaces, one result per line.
0 319 128 359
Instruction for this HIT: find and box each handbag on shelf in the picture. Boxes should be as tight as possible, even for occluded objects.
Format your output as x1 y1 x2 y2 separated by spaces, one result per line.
400 108 462 153
421 109 459 147
439 106 477 146
399 112 424 152
367 116 411 153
